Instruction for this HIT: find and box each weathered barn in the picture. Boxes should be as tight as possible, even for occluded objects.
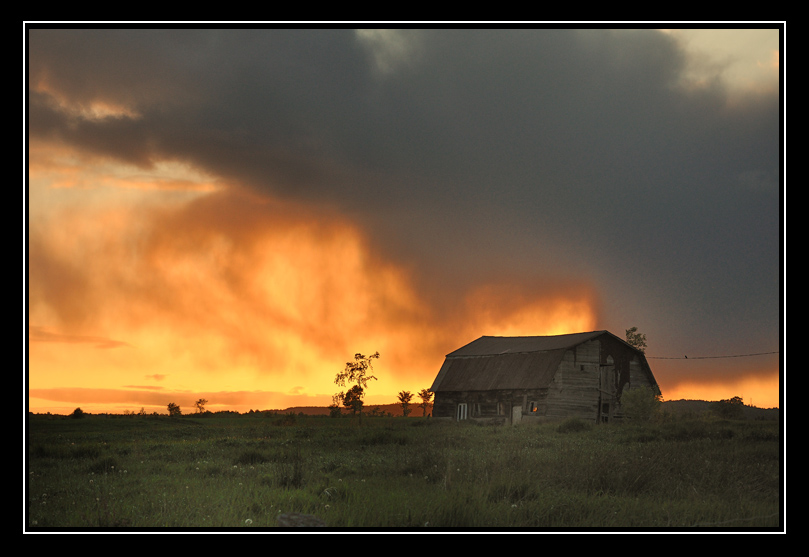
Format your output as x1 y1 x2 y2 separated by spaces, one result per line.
429 331 660 424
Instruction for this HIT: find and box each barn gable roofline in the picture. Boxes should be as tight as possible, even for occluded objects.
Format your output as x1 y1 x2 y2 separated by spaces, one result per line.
430 330 656 394
429 330 659 423
445 330 631 358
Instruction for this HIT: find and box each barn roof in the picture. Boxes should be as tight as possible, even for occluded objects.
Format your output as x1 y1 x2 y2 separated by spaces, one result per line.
445 330 609 357
430 330 636 392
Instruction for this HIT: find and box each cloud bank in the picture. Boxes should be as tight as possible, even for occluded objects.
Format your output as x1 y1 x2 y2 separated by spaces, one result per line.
27 28 782 410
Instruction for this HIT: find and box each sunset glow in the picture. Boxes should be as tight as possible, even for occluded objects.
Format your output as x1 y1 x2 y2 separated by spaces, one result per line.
28 174 605 414
26 28 782 415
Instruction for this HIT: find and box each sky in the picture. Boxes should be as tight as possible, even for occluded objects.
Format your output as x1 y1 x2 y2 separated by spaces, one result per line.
26 27 783 414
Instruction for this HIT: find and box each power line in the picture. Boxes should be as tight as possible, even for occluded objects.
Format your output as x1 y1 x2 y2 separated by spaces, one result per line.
646 351 779 360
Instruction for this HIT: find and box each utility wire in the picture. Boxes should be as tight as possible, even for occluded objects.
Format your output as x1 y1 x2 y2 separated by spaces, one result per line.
646 351 779 360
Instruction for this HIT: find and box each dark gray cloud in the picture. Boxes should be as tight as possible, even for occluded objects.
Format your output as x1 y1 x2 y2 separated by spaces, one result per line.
27 28 782 383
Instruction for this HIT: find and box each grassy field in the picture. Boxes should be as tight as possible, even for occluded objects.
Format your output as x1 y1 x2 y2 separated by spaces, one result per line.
25 412 783 531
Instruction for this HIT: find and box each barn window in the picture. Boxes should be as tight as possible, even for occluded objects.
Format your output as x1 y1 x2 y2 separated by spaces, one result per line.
456 403 468 421
528 401 537 413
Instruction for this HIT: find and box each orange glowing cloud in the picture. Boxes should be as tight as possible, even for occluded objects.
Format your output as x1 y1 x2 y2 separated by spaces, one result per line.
29 139 222 194
34 175 779 414
660 372 780 409
461 282 599 338
651 357 780 409
28 181 604 414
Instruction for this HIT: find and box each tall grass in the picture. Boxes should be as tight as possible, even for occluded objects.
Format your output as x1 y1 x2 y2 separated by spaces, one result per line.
26 414 782 530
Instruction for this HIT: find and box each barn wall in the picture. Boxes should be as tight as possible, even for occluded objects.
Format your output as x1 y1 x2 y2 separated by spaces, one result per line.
543 341 601 421
626 357 655 391
431 334 660 424
432 389 549 423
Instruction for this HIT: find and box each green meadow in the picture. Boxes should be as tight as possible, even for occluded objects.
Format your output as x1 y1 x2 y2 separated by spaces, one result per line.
26 412 782 530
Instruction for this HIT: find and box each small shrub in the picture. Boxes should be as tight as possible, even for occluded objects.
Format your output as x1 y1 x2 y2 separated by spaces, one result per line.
617 426 660 444
274 413 297 426
234 450 270 466
620 387 662 422
711 396 745 419
262 455 306 489
33 444 101 460
360 430 408 446
276 461 305 488
487 478 540 504
557 417 590 433
87 456 119 474
660 420 708 441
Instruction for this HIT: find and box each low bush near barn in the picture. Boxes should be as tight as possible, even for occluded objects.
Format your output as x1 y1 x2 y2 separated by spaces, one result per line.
26 413 781 530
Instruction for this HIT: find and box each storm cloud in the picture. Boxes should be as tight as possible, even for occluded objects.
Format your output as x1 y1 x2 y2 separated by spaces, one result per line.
27 28 782 410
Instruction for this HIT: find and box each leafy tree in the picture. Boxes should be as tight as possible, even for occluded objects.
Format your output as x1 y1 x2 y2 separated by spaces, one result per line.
625 327 647 354
167 402 182 417
334 352 379 425
712 395 745 419
620 386 661 421
194 398 208 413
70 407 85 419
398 390 413 417
341 385 365 415
417 389 434 416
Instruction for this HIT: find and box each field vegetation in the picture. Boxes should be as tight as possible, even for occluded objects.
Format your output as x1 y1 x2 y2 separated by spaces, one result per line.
26 410 781 530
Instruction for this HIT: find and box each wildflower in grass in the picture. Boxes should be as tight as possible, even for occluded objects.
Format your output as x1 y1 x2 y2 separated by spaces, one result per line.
244 519 253 526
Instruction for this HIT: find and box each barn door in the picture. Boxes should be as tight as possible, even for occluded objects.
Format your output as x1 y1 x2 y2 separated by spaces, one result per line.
599 357 615 423
512 405 522 425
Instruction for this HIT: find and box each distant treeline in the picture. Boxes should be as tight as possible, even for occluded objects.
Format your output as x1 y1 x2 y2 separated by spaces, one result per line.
29 399 778 420
661 399 779 420
28 402 433 419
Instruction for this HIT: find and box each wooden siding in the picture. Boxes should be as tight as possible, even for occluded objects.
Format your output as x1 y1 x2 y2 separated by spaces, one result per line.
543 342 601 421
623 357 657 393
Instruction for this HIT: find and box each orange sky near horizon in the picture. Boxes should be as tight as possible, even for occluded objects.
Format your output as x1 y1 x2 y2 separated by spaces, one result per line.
26 146 600 414
26 145 780 414
26 28 782 416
